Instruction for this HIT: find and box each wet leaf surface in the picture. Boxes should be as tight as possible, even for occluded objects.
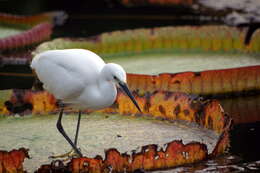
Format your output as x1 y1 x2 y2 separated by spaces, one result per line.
0 113 219 172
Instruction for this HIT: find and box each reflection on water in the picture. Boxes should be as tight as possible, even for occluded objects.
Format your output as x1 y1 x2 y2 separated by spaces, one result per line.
151 155 260 172
220 94 260 125
219 94 260 165
230 122 260 163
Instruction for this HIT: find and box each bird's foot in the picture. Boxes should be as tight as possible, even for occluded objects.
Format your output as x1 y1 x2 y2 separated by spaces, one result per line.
49 149 82 161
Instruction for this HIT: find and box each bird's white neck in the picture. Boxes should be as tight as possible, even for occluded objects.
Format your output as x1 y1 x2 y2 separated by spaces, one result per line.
94 65 117 108
97 76 117 109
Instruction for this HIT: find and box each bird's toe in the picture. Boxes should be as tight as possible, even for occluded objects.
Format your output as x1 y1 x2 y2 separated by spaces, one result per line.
49 149 82 161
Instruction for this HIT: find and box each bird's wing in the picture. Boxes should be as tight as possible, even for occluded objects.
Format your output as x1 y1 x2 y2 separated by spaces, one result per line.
31 49 105 100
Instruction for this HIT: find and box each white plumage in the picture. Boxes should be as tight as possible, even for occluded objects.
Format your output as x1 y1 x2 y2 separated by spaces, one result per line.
32 49 121 109
31 49 141 157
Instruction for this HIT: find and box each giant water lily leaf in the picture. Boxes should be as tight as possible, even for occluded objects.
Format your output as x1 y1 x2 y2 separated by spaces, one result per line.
126 65 260 96
2 61 258 124
0 90 231 173
34 25 260 56
0 148 29 173
0 23 52 50
0 12 67 51
0 11 67 26
0 25 28 39
32 25 260 97
0 113 217 172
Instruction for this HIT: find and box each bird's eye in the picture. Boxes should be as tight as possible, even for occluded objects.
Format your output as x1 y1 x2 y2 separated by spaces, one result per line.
113 76 118 80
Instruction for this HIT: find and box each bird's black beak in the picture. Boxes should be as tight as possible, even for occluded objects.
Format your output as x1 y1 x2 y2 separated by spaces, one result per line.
119 82 142 112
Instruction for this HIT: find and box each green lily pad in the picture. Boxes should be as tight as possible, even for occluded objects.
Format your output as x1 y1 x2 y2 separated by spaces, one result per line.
106 53 260 74
0 25 27 39
0 113 218 172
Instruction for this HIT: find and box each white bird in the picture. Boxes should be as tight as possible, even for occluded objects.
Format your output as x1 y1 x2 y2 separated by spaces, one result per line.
31 49 141 157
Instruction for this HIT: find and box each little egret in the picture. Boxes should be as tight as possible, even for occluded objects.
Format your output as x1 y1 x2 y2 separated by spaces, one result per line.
31 49 141 157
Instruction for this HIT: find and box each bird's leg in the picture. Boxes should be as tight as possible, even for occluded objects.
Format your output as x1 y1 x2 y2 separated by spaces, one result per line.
74 111 81 146
50 109 83 159
56 110 82 159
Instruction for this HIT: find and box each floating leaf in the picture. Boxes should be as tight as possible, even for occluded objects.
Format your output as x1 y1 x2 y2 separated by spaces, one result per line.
0 148 29 173
34 26 259 57
0 11 67 51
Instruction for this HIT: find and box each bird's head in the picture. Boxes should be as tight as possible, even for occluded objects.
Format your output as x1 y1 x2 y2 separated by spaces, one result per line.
102 63 141 112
